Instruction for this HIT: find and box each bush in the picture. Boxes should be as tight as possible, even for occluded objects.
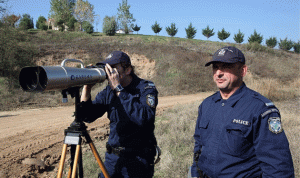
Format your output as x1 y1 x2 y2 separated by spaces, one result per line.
217 28 230 41
185 23 197 39
266 37 277 48
248 30 263 44
166 23 178 37
279 38 294 51
102 16 117 36
36 16 47 30
294 41 300 53
82 21 94 34
233 29 244 44
67 16 77 31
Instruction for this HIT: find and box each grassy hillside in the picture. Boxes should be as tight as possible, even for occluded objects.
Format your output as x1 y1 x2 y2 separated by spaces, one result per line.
0 29 299 111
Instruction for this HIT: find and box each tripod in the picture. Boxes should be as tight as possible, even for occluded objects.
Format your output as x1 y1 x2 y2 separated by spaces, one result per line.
57 87 110 178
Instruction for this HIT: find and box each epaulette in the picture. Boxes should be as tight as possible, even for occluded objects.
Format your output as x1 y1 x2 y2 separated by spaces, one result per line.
144 81 156 90
252 91 275 107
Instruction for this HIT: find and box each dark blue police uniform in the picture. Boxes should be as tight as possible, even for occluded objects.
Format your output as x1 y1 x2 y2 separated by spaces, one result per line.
80 74 158 178
191 83 294 178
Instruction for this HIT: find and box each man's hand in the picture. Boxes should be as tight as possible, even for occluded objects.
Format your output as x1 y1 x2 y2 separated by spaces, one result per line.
105 63 120 90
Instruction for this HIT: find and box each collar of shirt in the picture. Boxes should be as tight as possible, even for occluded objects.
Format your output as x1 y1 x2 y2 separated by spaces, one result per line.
212 83 247 107
124 74 140 91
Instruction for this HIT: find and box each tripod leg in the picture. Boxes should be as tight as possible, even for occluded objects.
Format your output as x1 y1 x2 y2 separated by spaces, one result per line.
71 145 81 178
89 142 110 178
57 144 68 178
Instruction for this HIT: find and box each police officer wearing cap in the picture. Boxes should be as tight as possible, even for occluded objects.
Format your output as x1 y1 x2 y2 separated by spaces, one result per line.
79 51 158 178
190 46 294 178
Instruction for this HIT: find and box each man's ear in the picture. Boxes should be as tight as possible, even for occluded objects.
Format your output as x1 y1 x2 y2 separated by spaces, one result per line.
241 65 248 77
125 66 132 75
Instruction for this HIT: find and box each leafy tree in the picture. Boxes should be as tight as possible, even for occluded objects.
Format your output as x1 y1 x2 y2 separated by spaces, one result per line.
66 16 77 31
49 0 74 28
2 14 20 27
202 25 215 40
151 21 162 35
166 23 178 37
293 41 300 53
102 15 117 36
248 30 263 44
279 38 294 51
217 28 230 41
36 16 47 30
233 29 244 43
117 0 136 34
19 14 34 30
73 0 95 31
185 22 197 39
132 24 141 34
265 37 277 48
82 21 93 34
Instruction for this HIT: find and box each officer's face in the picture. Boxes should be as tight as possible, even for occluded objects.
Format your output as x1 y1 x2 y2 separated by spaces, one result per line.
212 62 247 93
111 63 132 85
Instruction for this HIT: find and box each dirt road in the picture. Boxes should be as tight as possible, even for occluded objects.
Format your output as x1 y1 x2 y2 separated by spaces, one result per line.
0 92 213 178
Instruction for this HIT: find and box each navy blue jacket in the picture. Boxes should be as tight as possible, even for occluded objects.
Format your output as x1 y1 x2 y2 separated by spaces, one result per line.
81 74 158 148
191 83 294 178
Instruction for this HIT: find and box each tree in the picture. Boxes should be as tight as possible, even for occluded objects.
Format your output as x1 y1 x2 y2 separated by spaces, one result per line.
49 0 74 28
132 24 141 34
82 21 93 34
151 21 162 35
185 22 197 39
66 16 77 31
266 37 277 48
36 16 47 30
248 30 263 44
279 38 294 51
166 23 178 37
102 15 117 36
19 14 34 30
2 14 21 27
293 41 300 53
202 25 215 40
73 0 95 31
117 0 136 34
218 28 230 41
233 29 244 44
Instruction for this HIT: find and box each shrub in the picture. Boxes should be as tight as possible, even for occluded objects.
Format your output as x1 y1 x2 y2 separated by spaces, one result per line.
294 41 300 53
166 23 178 37
233 29 244 43
152 21 162 35
185 22 197 39
102 16 117 36
248 30 263 44
279 38 294 51
266 37 277 48
202 25 215 40
82 21 94 34
217 28 230 41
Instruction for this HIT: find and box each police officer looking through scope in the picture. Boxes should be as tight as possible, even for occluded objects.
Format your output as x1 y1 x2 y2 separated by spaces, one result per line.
190 46 294 178
79 51 158 178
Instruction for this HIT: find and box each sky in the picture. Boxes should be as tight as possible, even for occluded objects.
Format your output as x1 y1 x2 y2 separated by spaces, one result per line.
4 0 300 44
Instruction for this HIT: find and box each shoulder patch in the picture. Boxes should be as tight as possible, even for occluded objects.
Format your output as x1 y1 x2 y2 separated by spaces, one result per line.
261 108 280 117
268 117 283 134
146 94 156 108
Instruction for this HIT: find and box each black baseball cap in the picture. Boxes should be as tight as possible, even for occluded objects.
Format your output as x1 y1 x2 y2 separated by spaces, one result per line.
205 46 245 67
97 51 131 66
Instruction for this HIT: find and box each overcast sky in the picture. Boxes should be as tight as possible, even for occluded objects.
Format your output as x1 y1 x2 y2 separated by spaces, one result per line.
5 0 300 44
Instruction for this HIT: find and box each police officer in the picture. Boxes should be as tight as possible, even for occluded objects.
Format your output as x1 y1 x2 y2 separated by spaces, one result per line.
191 46 294 178
79 51 158 178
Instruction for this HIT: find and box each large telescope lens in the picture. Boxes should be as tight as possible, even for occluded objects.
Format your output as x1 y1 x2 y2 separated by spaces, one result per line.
19 67 47 91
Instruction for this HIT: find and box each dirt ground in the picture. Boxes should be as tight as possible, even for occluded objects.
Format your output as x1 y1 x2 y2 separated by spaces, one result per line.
0 92 213 178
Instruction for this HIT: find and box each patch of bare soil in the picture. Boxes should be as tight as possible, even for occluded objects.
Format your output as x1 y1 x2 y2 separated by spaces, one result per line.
0 92 213 177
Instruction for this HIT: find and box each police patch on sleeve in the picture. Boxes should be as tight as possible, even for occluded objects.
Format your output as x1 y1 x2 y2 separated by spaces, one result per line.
146 94 156 108
268 117 283 134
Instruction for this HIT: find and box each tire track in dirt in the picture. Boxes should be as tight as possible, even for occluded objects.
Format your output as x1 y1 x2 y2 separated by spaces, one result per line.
0 92 212 177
